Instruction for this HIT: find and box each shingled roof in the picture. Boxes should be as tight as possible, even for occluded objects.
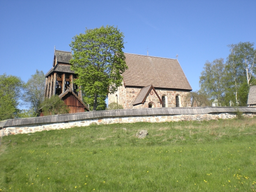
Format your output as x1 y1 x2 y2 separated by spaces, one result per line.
55 50 72 64
247 85 256 105
45 50 74 77
123 53 192 90
133 85 161 105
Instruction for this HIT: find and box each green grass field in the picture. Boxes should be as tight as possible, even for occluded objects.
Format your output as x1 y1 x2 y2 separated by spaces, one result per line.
0 117 256 191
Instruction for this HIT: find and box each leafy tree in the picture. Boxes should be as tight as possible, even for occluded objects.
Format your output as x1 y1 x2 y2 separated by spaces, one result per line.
70 26 128 110
225 42 256 105
83 91 106 111
107 102 123 110
0 74 23 120
17 109 36 118
199 42 256 106
40 95 69 116
227 42 256 85
199 58 226 105
23 70 45 115
186 91 211 107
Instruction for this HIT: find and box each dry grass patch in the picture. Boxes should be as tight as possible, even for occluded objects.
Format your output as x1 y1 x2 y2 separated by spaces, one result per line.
158 127 170 131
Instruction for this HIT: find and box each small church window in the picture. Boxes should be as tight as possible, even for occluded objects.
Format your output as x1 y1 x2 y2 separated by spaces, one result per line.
162 96 165 107
176 95 180 107
162 95 167 107
148 102 153 108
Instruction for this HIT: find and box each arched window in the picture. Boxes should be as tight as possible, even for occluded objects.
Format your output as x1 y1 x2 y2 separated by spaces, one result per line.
176 95 180 107
162 95 168 107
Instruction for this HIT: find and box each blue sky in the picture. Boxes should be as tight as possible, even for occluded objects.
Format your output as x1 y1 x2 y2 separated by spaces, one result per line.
1 0 256 94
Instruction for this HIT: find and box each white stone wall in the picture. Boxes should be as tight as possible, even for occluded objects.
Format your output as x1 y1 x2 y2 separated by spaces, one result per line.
1 113 253 137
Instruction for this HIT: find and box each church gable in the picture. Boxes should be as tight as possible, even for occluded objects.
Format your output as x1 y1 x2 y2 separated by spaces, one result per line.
133 85 162 106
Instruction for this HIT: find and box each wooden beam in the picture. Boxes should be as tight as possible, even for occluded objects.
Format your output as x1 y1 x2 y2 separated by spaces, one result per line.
62 73 65 93
70 74 73 91
53 73 56 96
49 74 53 97
46 76 50 98
44 77 47 98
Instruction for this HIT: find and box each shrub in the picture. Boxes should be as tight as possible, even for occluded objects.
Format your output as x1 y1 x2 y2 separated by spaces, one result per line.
40 96 69 116
235 109 244 120
107 102 123 110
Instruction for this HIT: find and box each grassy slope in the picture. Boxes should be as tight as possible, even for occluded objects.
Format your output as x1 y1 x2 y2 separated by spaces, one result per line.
0 118 256 191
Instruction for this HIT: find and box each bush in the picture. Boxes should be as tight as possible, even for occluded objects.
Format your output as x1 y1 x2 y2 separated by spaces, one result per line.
40 96 69 116
235 109 244 120
107 102 123 110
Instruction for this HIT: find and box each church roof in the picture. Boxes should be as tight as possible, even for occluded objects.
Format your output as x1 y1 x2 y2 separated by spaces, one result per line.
133 85 161 105
123 53 192 90
247 85 256 105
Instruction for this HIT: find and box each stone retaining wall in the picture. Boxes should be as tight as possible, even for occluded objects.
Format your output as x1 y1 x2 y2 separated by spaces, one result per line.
1 107 255 137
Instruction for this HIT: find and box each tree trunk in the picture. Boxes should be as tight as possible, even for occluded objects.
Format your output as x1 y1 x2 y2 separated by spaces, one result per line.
93 93 98 110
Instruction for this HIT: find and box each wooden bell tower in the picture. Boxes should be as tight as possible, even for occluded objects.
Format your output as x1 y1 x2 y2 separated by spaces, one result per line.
44 50 89 113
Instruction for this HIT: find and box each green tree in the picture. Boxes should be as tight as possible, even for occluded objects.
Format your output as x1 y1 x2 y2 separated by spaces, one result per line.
0 74 23 120
17 109 36 118
225 42 256 105
186 91 211 107
70 26 128 110
40 95 69 116
199 42 256 107
83 91 106 111
23 70 45 115
199 58 226 105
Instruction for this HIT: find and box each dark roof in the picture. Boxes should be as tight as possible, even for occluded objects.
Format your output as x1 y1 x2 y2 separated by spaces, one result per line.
55 50 72 64
133 85 161 105
55 65 74 73
45 65 75 77
123 53 192 90
45 67 54 77
247 85 256 105
45 50 74 77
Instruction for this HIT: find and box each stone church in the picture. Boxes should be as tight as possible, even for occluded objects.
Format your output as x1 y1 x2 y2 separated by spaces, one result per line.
108 53 192 109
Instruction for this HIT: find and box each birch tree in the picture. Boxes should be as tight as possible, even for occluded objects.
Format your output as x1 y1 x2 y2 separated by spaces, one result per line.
199 58 226 105
226 42 256 105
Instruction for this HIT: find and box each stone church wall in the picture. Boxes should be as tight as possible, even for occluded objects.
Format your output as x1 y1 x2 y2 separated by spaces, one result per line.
108 83 191 109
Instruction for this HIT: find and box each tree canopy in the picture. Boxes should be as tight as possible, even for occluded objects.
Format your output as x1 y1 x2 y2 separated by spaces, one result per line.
0 74 23 120
200 58 226 105
23 70 45 115
70 26 128 110
199 42 256 106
